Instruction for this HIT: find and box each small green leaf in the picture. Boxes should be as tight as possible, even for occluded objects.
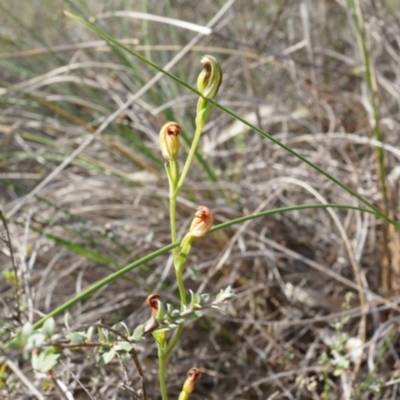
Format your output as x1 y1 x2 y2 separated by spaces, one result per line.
114 341 133 352
32 352 61 373
106 331 115 343
7 337 23 350
132 325 145 341
98 350 116 365
216 286 235 302
118 322 130 337
166 304 174 314
42 354 61 372
3 269 18 286
211 304 227 314
153 326 172 333
21 322 34 343
189 289 196 307
200 293 210 303
97 327 106 342
64 313 70 330
100 344 111 352
86 326 94 341
31 352 44 371
186 311 202 320
42 318 55 338
66 332 87 344
170 309 180 318
26 333 46 350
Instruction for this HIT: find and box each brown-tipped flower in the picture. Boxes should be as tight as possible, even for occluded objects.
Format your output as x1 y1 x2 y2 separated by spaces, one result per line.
159 122 181 161
197 55 222 99
189 206 213 238
145 293 160 318
182 368 201 395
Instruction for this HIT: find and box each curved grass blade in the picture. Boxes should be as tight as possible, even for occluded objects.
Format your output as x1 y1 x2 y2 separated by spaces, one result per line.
64 11 399 230
33 202 379 328
46 233 120 267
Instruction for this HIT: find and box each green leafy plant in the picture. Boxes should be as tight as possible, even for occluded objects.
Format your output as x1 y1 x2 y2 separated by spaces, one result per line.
3 53 233 400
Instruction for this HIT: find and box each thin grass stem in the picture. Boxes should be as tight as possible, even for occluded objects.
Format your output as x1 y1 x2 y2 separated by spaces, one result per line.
348 0 393 292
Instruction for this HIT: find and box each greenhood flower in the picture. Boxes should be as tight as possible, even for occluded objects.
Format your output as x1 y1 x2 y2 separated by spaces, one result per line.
177 206 214 268
179 368 201 400
159 122 181 161
144 293 166 344
197 55 222 100
188 206 214 238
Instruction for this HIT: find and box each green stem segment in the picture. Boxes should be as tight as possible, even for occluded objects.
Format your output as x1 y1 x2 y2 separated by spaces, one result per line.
165 323 183 357
158 160 179 400
176 100 211 193
167 160 179 256
167 157 188 309
157 344 168 400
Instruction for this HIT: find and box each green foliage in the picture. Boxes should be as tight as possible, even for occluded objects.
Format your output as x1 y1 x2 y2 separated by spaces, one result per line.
2 269 19 287
65 332 87 345
31 351 61 374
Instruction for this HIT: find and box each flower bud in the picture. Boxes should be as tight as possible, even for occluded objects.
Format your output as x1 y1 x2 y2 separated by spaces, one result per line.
189 206 213 238
182 368 201 394
159 122 181 161
197 55 222 99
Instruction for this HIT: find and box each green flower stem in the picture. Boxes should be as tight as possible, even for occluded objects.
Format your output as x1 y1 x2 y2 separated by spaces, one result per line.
170 194 178 257
165 323 184 358
169 160 180 189
157 345 168 400
165 248 190 357
167 160 179 257
169 193 186 341
169 193 177 245
162 159 181 400
175 269 187 307
176 101 211 194
166 159 187 306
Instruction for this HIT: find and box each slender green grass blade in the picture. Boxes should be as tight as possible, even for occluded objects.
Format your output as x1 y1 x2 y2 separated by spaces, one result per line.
64 11 399 230
33 202 379 328
46 233 120 267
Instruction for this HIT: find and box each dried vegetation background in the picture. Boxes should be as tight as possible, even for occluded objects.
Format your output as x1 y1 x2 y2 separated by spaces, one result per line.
1 0 400 399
